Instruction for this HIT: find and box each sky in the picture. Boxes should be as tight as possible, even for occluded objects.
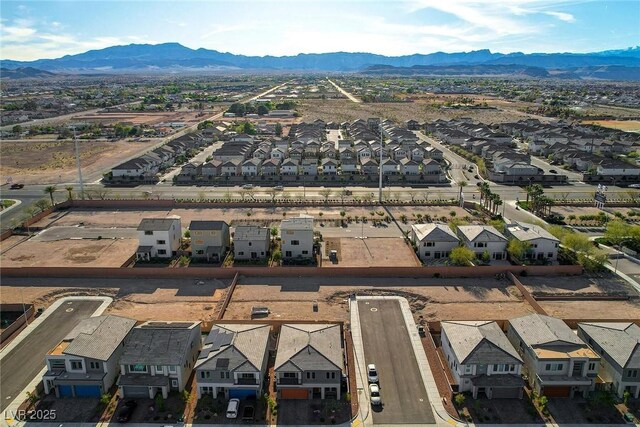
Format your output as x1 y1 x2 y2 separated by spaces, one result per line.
1 0 639 61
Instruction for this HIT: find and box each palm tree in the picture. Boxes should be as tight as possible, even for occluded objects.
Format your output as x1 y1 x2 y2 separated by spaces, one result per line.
65 186 74 201
479 182 490 208
44 185 57 206
457 180 467 203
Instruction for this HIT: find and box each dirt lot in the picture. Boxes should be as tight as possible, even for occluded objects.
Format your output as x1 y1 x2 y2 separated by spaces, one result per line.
31 205 476 230
540 300 640 320
582 120 640 133
522 274 637 296
0 138 157 184
223 278 533 322
298 98 547 125
324 237 420 267
0 238 137 267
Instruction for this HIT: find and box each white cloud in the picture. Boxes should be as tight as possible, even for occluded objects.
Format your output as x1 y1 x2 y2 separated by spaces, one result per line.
544 11 575 22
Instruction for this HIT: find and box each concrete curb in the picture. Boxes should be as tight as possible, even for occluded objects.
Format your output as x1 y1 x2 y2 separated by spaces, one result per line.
0 199 22 217
349 298 372 427
3 297 112 427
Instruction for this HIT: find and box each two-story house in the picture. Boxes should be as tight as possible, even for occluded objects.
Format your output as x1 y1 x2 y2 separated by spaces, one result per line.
135 217 182 261
233 225 270 260
275 324 344 400
43 315 136 398
195 324 271 400
118 321 202 399
578 322 640 399
457 225 508 261
411 224 460 261
189 220 230 263
441 321 524 399
505 221 560 262
280 216 314 259
507 314 600 398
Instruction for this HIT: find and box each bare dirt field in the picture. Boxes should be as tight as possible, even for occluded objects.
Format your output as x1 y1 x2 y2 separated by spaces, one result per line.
540 300 640 320
522 275 637 296
223 278 532 322
73 111 198 126
582 120 640 133
298 98 546 125
551 205 616 218
324 237 420 267
0 238 137 267
0 138 157 184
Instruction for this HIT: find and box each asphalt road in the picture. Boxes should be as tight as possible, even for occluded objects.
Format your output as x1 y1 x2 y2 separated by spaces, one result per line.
0 300 102 411
358 299 435 424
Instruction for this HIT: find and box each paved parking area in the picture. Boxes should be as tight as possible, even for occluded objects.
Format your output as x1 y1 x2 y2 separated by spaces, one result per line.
358 299 435 424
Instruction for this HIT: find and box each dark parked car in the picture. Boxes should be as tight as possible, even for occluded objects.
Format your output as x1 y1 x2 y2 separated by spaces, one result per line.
242 404 255 422
474 174 480 179
117 400 137 423
9 183 24 189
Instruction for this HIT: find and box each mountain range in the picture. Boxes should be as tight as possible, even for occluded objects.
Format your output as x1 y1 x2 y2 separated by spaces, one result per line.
2 43 639 79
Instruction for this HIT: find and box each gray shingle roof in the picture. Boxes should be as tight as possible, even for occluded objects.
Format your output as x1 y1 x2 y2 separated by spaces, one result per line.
234 225 269 241
412 224 459 243
509 314 584 347
457 225 507 243
189 220 228 231
63 315 136 361
578 322 640 370
137 217 180 232
196 324 270 372
275 324 343 372
442 321 522 365
120 321 200 365
506 221 559 243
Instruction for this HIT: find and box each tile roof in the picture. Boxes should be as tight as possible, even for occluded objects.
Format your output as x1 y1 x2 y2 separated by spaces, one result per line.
61 315 136 361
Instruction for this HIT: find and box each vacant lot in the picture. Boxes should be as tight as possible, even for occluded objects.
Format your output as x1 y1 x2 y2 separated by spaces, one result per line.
582 120 640 133
540 300 640 320
0 238 137 267
0 138 156 184
522 274 637 296
324 237 420 267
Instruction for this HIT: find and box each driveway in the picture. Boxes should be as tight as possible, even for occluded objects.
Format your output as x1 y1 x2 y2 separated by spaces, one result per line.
0 299 102 411
358 299 435 424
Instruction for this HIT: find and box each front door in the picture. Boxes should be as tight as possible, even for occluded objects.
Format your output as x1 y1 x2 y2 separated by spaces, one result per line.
251 252 257 259
312 387 322 399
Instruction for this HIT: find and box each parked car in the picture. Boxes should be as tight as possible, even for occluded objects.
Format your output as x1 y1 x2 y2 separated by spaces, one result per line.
474 174 479 179
274 185 284 190
242 184 254 189
242 404 255 422
549 169 557 174
226 398 240 419
9 183 24 189
629 183 640 188
117 400 137 423
367 364 379 383
369 383 382 406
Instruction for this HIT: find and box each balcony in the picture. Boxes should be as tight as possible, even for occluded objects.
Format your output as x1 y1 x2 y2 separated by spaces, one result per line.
237 377 258 385
278 377 300 385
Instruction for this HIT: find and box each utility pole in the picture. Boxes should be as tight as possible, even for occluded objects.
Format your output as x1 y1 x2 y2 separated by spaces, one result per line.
73 126 85 199
378 121 383 203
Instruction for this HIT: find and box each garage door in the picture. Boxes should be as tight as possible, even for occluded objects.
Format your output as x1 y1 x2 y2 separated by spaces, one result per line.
122 386 149 398
544 386 571 397
75 385 102 397
58 385 73 397
492 387 521 399
280 388 309 399
229 389 257 399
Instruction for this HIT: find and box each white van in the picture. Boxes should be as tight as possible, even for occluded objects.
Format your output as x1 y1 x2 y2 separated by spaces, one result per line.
226 398 240 419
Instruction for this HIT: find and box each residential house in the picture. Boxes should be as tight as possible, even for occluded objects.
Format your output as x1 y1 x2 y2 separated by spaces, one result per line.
271 147 287 161
195 324 271 400
380 158 399 175
339 158 358 174
43 315 136 398
241 158 262 176
136 217 181 261
399 158 420 175
275 324 344 400
507 314 600 398
233 225 270 260
301 159 318 175
281 159 299 175
190 220 231 262
505 221 559 262
280 216 314 259
411 224 459 261
421 158 442 175
118 321 202 398
441 321 524 399
201 160 221 178
261 158 280 175
577 322 640 399
220 160 240 176
321 158 338 174
457 225 507 261
361 158 379 175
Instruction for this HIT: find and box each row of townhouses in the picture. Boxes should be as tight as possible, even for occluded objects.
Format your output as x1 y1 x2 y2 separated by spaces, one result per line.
43 318 345 401
411 221 559 263
134 215 315 262
442 314 640 400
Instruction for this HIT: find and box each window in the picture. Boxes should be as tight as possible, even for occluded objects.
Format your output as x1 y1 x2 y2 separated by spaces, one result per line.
248 242 252 246
493 364 513 372
49 359 65 369
545 363 563 372
156 365 164 373
144 230 153 235
129 364 147 373
547 252 554 258
424 251 431 257
157 249 167 255
283 372 297 378
465 365 473 374
588 363 596 371
627 370 638 378
200 371 211 379
171 379 178 388
302 250 309 255
168 366 177 373
425 242 435 247
157 240 166 245
90 361 101 370
201 386 213 395
306 372 316 379
238 251 244 256
240 373 254 379
196 250 204 255
291 240 300 245
70 360 83 370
